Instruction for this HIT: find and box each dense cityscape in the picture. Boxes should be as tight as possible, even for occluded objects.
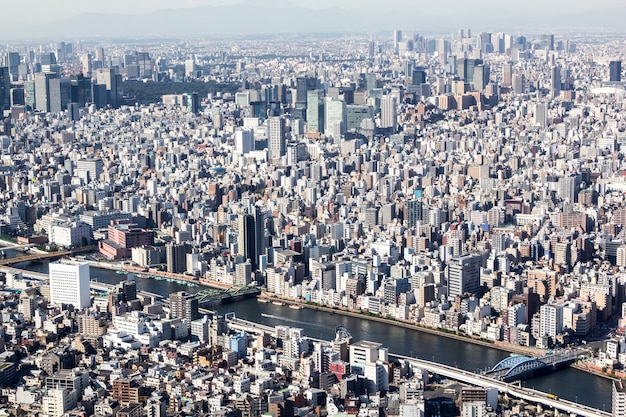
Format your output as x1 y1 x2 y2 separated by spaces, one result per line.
0 10 625 417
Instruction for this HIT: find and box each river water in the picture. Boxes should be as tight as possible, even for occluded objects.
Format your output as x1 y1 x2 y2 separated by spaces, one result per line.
15 259 612 409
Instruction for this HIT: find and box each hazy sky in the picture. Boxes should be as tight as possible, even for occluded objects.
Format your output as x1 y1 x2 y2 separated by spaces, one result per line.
5 0 625 27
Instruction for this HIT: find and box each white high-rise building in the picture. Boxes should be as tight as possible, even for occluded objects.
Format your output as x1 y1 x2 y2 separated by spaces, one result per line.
539 302 564 338
381 95 397 131
49 262 91 309
614 380 626 417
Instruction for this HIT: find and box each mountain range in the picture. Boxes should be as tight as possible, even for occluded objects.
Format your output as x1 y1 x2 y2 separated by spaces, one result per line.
2 2 625 40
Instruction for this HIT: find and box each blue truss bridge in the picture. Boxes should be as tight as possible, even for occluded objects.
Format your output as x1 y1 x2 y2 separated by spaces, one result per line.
484 350 582 382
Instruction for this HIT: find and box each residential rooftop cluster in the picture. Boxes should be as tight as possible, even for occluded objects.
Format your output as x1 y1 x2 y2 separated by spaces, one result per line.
0 28 624 415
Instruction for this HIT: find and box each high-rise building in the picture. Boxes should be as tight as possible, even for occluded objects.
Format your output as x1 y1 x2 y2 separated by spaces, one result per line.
0 67 9 112
610 60 622 82
170 291 199 322
48 77 71 114
5 52 20 81
447 254 481 298
512 73 524 95
393 30 403 53
406 199 423 228
238 212 257 268
472 64 490 92
551 66 561 98
166 243 191 274
34 72 54 112
539 302 564 338
295 77 316 106
502 62 513 86
380 95 397 131
306 89 325 133
614 380 626 417
268 116 286 159
49 262 91 309
324 97 346 138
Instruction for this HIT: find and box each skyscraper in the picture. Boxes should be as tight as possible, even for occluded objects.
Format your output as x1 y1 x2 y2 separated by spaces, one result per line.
447 253 481 298
393 30 403 54
324 97 346 138
306 89 325 133
0 67 9 112
49 262 91 309
502 62 513 86
238 212 257 269
268 116 286 159
380 95 397 131
551 66 561 98
610 60 622 82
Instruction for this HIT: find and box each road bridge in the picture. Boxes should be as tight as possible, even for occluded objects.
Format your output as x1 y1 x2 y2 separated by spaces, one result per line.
485 350 582 381
391 353 609 417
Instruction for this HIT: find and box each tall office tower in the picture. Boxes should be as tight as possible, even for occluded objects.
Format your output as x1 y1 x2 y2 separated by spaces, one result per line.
0 67 9 111
368 35 375 58
5 52 19 81
295 77 316 106
512 73 524 95
34 72 56 112
540 34 554 51
234 129 255 155
306 89 325 133
447 253 481 298
169 291 199 322
380 95 397 131
411 67 427 85
550 66 561 97
610 60 622 82
94 68 121 108
366 73 377 94
614 380 626 417
95 47 105 62
186 92 200 114
324 97 346 138
268 116 286 159
472 64 490 92
237 212 257 269
80 53 91 76
534 102 547 128
40 52 57 73
502 62 513 86
393 30 403 53
49 262 91 309
70 74 92 107
254 206 265 267
166 243 191 273
48 77 71 114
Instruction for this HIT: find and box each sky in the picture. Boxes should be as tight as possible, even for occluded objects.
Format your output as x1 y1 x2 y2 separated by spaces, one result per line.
6 0 625 27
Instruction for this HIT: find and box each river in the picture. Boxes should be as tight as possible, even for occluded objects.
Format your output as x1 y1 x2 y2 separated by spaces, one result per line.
15 259 613 410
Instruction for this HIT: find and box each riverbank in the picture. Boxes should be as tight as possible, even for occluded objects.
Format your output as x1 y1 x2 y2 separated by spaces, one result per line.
571 361 623 381
259 295 545 358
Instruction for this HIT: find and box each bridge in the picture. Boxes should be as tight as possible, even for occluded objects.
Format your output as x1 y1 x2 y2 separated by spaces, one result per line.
196 286 261 307
391 354 609 417
0 265 48 281
485 350 582 381
0 244 36 254
0 246 97 266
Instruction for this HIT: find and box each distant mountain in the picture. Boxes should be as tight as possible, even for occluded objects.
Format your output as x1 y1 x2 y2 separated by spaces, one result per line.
3 2 626 40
